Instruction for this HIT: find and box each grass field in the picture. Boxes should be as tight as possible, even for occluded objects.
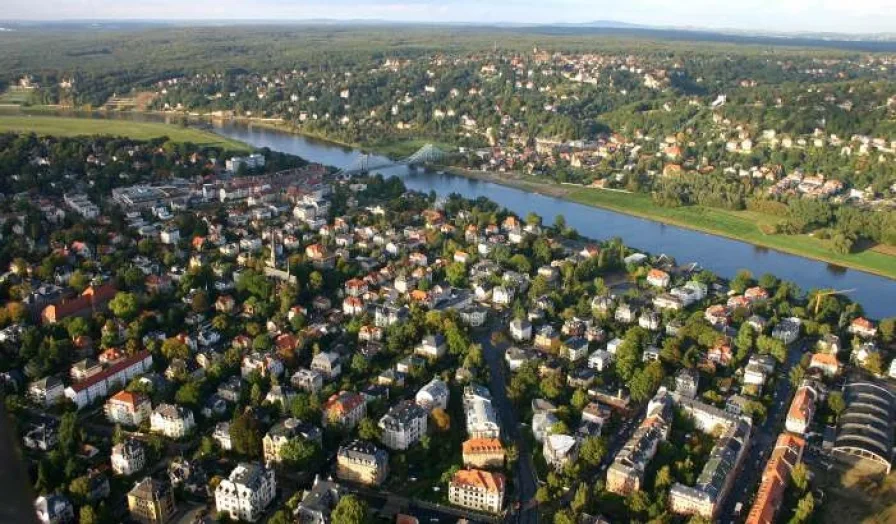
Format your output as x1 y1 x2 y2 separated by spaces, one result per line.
817 461 896 523
0 115 251 151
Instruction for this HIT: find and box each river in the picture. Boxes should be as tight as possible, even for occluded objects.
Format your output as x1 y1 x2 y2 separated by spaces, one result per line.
204 121 896 318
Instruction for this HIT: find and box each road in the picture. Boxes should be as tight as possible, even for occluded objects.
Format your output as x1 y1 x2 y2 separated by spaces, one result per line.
718 340 807 522
475 311 539 524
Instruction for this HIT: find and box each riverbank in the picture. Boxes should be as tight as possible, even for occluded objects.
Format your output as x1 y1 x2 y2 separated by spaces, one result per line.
0 114 251 152
445 167 896 280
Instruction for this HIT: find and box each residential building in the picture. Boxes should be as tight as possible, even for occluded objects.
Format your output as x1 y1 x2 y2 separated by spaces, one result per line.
150 404 195 438
64 351 154 409
463 384 500 439
675 369 699 398
295 477 342 523
28 376 64 407
414 334 447 359
588 350 614 372
785 383 818 435
35 494 74 524
462 438 505 469
111 439 146 476
607 391 673 494
544 434 579 470
215 463 277 523
291 368 324 393
262 418 322 464
310 351 342 379
561 336 590 362
336 440 389 486
772 317 801 344
322 391 367 428
415 377 450 411
509 318 532 341
746 434 805 524
105 391 152 427
379 400 428 450
127 477 176 524
848 317 877 339
448 469 505 514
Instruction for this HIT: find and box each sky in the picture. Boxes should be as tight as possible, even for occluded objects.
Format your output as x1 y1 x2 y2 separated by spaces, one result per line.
5 0 896 35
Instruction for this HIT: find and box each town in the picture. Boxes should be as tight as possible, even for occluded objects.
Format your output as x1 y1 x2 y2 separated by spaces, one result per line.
1 130 894 524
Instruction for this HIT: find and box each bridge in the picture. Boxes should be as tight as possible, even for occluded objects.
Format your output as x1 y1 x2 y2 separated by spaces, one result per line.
336 143 449 175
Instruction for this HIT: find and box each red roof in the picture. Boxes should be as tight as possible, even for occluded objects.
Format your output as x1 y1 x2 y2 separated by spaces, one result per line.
69 351 151 393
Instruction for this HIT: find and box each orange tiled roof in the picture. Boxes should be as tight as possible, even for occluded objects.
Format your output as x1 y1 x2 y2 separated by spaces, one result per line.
462 438 505 455
451 469 505 493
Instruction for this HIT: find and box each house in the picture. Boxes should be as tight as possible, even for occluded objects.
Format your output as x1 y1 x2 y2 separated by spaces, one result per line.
561 337 590 362
646 269 671 288
505 347 534 371
448 469 505 514
582 402 612 427
215 463 277 523
492 286 515 306
295 477 342 523
772 317 801 344
848 317 877 339
704 305 728 327
675 369 699 398
105 391 152 427
29 376 65 407
532 411 560 442
111 439 146 476
265 384 297 408
291 368 324 393
638 311 661 331
241 353 284 379
534 325 560 351
615 303 637 324
24 421 59 451
396 356 426 375
588 350 614 372
544 434 579 470
342 296 365 316
414 334 447 359
415 377 450 411
35 494 74 524
127 477 176 524
379 400 429 450
322 391 367 428
71 358 103 382
263 418 323 464
310 351 342 379
809 353 840 377
150 404 195 438
785 383 818 435
336 440 389 486
708 342 733 367
462 438 505 469
509 318 532 341
464 385 500 439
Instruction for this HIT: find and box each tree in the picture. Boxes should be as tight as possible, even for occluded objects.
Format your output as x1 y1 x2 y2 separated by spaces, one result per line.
827 391 845 417
880 318 896 343
791 462 809 492
655 465 673 490
357 418 382 441
161 338 190 360
730 269 754 294
571 483 589 514
109 292 139 320
579 436 607 467
79 506 98 524
280 438 319 469
230 411 263 458
68 475 91 503
865 352 884 376
571 389 589 412
331 495 369 524
430 408 451 432
175 381 202 408
792 493 815 523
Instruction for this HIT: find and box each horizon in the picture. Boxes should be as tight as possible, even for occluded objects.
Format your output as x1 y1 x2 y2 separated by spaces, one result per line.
4 0 896 36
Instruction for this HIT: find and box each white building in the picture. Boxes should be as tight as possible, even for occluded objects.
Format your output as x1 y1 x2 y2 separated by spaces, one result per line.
379 400 429 450
509 318 532 341
105 391 152 427
310 351 342 379
111 439 146 476
65 351 154 409
544 434 579 470
448 469 505 514
215 463 277 522
415 377 450 411
150 404 195 438
463 385 500 439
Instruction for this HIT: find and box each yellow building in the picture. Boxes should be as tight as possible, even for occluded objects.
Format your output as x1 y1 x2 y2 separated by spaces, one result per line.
127 477 176 524
462 438 505 469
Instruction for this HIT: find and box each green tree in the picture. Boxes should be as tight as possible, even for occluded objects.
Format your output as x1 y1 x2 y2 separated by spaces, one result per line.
827 391 845 417
79 506 98 524
109 292 139 320
331 495 369 524
280 438 319 469
792 493 815 523
571 389 589 412
791 462 809 492
230 411 263 458
357 418 382 441
161 338 190 360
579 436 607 467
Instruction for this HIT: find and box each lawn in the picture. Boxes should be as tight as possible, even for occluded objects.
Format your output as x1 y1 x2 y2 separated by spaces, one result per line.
816 460 896 523
562 186 896 280
0 115 251 152
0 89 32 105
